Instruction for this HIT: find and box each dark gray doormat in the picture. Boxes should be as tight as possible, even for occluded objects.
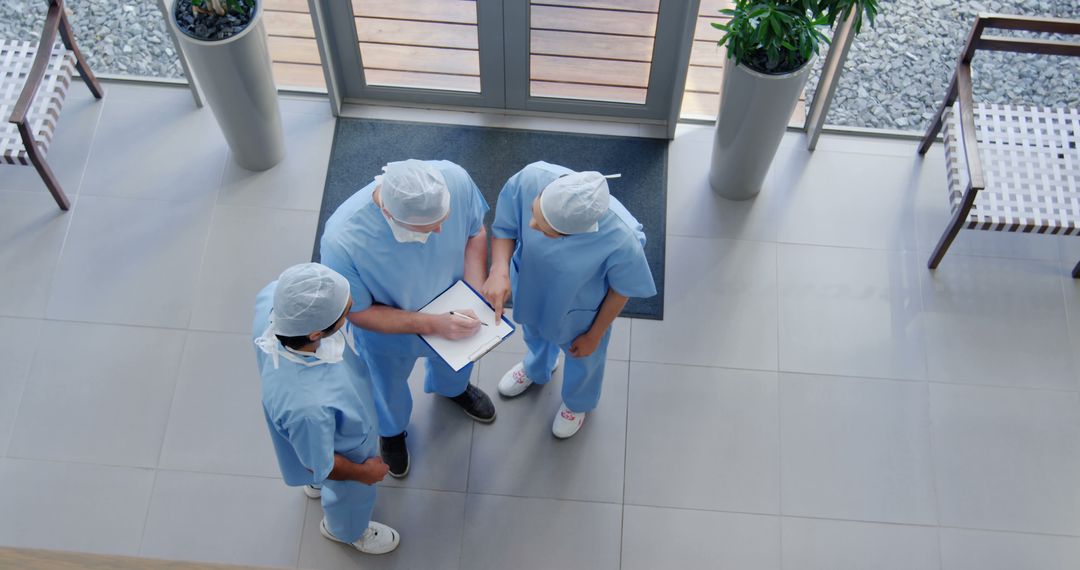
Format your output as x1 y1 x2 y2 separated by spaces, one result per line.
312 118 666 320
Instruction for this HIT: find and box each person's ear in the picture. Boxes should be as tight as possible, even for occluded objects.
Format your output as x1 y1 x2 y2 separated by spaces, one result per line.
308 331 323 343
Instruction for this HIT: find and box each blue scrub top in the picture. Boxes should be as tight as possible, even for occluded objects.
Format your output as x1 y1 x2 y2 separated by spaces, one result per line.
320 160 489 356
253 282 378 487
492 161 657 345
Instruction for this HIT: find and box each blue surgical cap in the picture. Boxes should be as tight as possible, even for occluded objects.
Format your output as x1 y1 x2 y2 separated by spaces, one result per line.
272 263 350 336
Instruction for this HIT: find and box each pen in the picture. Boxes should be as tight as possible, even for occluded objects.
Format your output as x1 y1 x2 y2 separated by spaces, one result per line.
450 311 489 326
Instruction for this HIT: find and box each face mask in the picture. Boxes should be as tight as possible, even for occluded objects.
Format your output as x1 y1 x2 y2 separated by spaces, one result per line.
382 210 432 244
310 328 347 364
255 321 358 369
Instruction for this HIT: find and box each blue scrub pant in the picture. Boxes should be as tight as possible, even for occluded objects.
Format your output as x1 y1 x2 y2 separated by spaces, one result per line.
362 347 474 437
321 478 376 543
320 442 378 543
521 324 611 413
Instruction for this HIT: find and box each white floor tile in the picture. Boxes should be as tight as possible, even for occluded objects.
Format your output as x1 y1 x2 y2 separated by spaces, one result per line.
625 363 780 514
189 206 319 333
0 458 154 556
140 470 305 568
0 87 104 196
298 486 465 570
780 373 937 524
781 517 941 570
666 125 803 242
7 321 186 467
920 255 1076 390
158 331 280 478
930 383 1080 535
216 109 335 211
461 494 622 570
279 95 334 118
45 194 215 329
809 133 924 158
776 150 920 251
778 244 927 380
79 85 226 202
939 528 1080 570
631 237 778 371
0 318 43 456
468 351 628 503
0 191 73 318
1060 274 1080 391
621 506 780 570
378 361 476 493
3 81 1080 567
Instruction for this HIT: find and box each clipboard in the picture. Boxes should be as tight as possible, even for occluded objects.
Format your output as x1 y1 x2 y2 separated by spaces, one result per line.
418 280 516 371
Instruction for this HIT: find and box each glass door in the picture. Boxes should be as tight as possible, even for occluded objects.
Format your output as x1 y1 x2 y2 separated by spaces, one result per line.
504 0 693 120
316 0 698 122
317 0 506 107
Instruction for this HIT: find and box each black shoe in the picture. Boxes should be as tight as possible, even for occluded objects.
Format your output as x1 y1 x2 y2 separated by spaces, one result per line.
379 432 409 478
448 384 496 423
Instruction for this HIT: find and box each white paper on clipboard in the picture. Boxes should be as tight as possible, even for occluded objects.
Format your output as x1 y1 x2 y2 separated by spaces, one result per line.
418 280 515 372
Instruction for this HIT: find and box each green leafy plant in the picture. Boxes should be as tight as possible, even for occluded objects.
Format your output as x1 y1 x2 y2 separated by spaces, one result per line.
712 0 879 74
191 0 254 17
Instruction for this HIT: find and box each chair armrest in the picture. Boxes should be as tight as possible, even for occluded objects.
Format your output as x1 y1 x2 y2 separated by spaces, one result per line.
8 1 63 125
954 63 985 191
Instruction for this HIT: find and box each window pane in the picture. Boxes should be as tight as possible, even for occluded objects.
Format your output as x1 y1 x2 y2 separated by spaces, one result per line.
352 0 481 93
807 0 1080 131
529 1 659 105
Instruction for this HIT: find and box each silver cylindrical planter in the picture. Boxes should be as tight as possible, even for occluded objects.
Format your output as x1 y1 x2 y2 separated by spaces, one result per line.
171 1 284 171
709 54 814 200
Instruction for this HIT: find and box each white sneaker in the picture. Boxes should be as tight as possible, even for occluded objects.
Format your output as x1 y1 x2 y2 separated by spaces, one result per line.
552 402 585 439
304 484 321 499
498 357 562 398
498 362 534 397
320 518 400 555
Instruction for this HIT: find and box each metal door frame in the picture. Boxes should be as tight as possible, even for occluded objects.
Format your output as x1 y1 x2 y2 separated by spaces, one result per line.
311 0 699 132
503 0 698 121
315 0 506 109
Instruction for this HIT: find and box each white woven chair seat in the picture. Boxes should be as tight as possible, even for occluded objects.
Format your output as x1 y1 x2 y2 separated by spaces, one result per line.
1 39 76 165
944 103 1080 234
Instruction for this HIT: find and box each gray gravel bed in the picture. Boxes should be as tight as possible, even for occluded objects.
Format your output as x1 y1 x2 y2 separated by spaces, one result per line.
805 0 1080 131
0 0 182 79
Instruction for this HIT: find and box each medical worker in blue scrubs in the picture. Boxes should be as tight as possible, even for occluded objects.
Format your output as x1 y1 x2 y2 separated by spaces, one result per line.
320 159 495 478
254 263 398 555
482 162 656 438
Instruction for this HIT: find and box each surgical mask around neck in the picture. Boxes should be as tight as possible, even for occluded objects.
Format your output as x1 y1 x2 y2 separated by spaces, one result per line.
292 328 347 364
255 321 357 369
382 210 432 244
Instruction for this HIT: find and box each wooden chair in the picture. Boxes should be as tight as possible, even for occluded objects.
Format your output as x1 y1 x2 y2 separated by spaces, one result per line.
918 14 1080 275
2 0 103 211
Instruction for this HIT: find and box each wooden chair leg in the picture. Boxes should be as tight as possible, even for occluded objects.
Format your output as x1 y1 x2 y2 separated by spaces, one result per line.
57 7 103 99
928 183 979 270
17 122 70 211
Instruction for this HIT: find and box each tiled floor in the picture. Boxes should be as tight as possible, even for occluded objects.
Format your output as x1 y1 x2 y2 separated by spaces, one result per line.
1 81 1078 569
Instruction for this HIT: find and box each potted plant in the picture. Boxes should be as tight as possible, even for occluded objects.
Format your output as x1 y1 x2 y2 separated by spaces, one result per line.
708 0 878 200
171 0 285 171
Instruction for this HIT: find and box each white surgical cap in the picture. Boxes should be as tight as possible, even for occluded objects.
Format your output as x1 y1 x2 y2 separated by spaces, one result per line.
272 263 350 336
539 171 612 234
377 159 450 225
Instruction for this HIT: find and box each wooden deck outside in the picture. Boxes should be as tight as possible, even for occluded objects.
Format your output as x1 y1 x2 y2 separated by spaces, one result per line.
261 0 804 125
